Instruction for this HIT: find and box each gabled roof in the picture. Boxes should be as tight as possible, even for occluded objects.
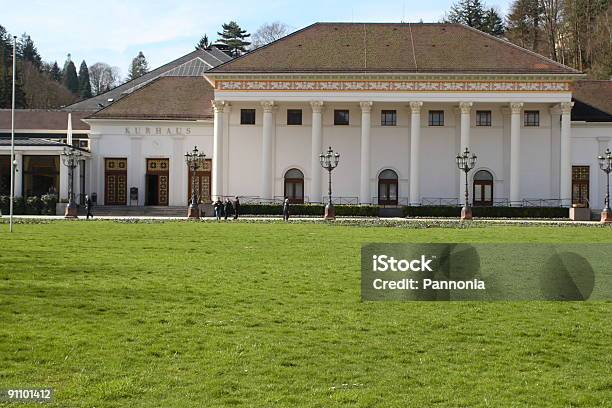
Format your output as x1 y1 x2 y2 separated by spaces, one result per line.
207 22 580 75
65 47 231 112
88 77 214 121
571 80 612 122
0 110 90 131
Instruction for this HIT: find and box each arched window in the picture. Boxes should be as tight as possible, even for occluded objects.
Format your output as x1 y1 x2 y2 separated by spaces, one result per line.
284 168 304 204
473 170 493 206
378 169 398 205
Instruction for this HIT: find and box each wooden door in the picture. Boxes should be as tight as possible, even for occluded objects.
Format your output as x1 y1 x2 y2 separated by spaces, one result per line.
104 158 127 205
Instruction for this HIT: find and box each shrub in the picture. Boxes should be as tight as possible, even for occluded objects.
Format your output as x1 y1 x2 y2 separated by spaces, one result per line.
25 196 44 215
403 206 569 219
41 194 59 215
239 204 379 217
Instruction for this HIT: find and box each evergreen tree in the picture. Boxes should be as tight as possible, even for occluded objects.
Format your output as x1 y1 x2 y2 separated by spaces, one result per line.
482 8 505 37
50 61 62 82
216 21 251 56
63 57 79 94
443 0 505 37
506 0 544 52
195 34 210 50
77 60 92 99
127 51 149 81
18 33 42 69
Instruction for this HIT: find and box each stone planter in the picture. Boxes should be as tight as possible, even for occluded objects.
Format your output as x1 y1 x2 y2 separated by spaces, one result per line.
569 207 591 221
56 202 67 216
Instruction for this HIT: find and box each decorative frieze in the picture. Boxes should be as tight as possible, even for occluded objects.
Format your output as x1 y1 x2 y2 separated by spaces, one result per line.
216 80 571 93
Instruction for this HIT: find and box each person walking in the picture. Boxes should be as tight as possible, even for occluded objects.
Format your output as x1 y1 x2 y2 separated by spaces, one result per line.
233 196 240 220
283 197 290 221
214 198 222 221
85 194 94 220
223 198 233 220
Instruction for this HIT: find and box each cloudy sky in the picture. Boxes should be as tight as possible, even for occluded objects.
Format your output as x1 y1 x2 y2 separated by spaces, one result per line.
4 0 512 79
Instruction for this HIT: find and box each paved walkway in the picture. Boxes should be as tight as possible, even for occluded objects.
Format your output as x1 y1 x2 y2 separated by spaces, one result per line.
1 214 604 226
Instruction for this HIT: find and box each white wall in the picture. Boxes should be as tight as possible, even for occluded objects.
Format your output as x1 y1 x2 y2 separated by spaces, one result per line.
87 107 612 209
89 120 213 206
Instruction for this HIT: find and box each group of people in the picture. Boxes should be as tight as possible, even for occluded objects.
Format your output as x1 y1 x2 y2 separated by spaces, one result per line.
213 197 240 220
213 197 292 221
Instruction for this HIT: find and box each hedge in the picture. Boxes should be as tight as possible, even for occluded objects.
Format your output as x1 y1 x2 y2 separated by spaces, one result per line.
0 194 58 215
238 204 380 217
238 204 569 219
403 205 569 219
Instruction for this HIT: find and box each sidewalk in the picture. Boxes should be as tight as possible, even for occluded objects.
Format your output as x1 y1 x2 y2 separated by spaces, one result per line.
1 214 604 226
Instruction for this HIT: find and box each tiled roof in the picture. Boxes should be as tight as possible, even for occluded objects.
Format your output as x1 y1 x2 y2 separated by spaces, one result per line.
571 80 612 122
65 47 231 112
89 77 214 121
0 110 90 131
208 23 580 75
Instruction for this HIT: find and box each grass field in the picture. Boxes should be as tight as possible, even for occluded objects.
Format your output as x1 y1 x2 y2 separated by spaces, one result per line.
1 221 611 407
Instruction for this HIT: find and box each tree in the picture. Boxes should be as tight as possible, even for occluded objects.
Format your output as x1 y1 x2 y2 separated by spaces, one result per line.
18 33 42 69
62 56 79 94
195 34 210 50
505 0 544 53
77 60 92 99
49 61 62 82
443 0 505 36
89 62 120 95
216 21 251 56
251 22 289 49
127 51 149 81
482 8 505 37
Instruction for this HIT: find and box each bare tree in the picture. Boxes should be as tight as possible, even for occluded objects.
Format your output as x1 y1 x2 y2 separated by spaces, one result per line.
250 22 289 49
89 62 120 95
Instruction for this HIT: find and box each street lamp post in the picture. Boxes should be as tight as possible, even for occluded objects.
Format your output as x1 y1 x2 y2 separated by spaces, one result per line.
598 148 612 224
185 146 206 219
61 146 82 218
456 147 477 221
319 146 340 220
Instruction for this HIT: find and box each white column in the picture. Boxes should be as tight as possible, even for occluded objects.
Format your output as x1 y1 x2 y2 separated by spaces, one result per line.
501 107 511 200
310 101 324 203
359 101 372 204
222 104 232 195
211 100 225 200
14 152 22 197
261 101 275 200
459 102 472 201
129 135 142 205
510 102 523 205
59 158 69 200
409 101 423 205
549 106 562 199
559 101 574 206
171 135 185 206
597 137 611 209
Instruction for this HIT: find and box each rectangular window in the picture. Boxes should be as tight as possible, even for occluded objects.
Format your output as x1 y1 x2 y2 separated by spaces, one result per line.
428 110 444 126
287 109 302 125
240 109 256 125
476 110 492 126
381 110 397 126
334 109 350 125
524 110 540 127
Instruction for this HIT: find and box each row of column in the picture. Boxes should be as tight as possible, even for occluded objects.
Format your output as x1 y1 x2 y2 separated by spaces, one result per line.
211 100 574 205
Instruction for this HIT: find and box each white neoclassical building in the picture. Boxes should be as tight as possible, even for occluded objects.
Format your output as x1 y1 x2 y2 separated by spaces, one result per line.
2 23 612 213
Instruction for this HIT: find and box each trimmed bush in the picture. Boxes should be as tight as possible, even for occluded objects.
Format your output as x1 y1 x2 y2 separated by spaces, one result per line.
239 204 379 217
403 205 569 219
0 195 57 215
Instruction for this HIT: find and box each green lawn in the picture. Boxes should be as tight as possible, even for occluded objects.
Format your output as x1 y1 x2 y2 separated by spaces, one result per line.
1 222 611 407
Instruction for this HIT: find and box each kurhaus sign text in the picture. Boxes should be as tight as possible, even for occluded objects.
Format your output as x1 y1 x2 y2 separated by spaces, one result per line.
124 127 192 136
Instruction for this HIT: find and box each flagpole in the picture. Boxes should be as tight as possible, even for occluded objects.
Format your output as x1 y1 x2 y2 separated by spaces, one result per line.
9 35 16 233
